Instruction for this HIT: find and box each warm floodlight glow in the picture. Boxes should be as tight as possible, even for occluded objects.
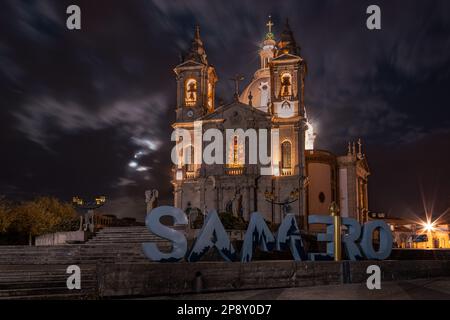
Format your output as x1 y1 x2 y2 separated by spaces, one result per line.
424 222 434 232
419 217 437 233
176 170 183 181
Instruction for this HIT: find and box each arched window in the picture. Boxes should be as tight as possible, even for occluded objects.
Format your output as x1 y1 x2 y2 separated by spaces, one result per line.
281 101 291 109
184 145 195 172
233 136 239 164
185 79 197 106
280 72 292 98
207 82 213 110
281 141 292 169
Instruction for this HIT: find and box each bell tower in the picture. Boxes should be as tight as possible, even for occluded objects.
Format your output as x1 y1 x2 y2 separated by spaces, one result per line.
269 19 306 119
174 26 218 122
269 18 309 223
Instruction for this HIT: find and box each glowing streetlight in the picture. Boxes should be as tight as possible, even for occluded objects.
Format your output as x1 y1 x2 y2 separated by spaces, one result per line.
419 217 437 233
264 187 300 220
72 195 107 232
423 221 435 232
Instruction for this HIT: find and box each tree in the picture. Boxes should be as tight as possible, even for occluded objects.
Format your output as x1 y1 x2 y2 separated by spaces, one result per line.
0 197 14 233
14 197 78 245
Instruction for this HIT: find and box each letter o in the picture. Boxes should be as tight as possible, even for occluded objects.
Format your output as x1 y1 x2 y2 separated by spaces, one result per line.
360 221 393 260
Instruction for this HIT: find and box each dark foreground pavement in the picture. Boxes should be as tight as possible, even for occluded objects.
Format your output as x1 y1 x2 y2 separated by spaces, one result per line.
146 277 450 300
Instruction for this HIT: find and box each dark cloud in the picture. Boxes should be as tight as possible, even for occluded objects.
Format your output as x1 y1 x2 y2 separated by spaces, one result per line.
0 0 449 220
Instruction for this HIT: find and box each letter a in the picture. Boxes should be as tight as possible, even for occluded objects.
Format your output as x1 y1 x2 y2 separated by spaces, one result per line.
66 5 81 30
66 265 81 290
366 5 381 30
366 265 381 290
187 210 236 262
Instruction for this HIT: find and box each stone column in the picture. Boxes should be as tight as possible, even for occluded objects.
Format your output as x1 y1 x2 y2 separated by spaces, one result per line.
295 120 307 230
218 184 223 212
173 184 182 209
249 184 255 217
244 186 251 220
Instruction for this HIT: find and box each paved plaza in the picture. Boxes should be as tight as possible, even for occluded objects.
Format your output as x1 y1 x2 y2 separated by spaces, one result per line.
149 277 450 300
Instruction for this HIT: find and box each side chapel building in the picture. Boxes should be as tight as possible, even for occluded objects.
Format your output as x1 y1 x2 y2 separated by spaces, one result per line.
171 18 370 231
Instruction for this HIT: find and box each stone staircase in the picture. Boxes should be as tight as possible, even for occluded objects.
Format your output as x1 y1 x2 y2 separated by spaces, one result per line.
0 226 176 299
0 245 82 265
88 226 170 245
0 264 97 299
80 226 173 263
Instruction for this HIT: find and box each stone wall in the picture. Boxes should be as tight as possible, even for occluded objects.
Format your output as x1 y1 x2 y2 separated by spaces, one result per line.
97 260 450 298
390 248 450 260
35 231 88 246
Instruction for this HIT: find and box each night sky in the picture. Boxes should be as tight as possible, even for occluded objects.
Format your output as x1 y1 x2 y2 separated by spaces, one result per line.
1 0 449 222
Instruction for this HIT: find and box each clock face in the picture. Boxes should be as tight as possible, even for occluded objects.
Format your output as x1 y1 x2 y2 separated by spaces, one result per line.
187 110 194 118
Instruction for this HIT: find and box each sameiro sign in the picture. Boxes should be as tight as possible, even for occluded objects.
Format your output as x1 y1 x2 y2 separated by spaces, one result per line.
142 206 393 262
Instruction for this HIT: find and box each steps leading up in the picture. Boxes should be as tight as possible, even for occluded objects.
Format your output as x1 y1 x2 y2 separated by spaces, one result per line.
82 226 173 262
0 226 179 299
0 264 98 300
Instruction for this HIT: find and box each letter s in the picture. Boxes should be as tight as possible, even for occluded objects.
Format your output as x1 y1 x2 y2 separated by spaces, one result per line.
142 206 188 262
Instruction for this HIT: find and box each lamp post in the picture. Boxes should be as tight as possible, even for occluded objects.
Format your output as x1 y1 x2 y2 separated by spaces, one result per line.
329 201 342 261
264 187 300 222
72 196 107 232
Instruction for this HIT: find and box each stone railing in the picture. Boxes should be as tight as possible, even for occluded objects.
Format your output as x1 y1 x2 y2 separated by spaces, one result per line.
185 171 197 179
281 168 293 176
225 165 245 176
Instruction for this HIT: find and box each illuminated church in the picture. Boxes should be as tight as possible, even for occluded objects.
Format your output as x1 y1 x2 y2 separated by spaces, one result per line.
171 18 370 231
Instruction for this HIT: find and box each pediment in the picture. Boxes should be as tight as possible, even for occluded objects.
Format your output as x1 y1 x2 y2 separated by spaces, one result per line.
174 60 205 72
201 101 270 128
272 53 302 63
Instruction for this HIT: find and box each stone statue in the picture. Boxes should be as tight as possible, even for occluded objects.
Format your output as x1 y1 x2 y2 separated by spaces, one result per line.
232 189 242 217
225 200 233 215
145 189 159 213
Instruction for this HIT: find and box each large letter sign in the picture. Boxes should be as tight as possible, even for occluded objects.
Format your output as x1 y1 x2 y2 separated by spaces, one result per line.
360 220 393 260
187 210 236 262
308 215 392 261
142 206 188 262
241 212 275 262
341 217 364 260
275 214 307 261
143 206 393 262
307 215 334 260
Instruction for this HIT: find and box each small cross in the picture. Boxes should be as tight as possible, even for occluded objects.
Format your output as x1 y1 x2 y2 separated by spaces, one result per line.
230 74 244 100
266 15 274 33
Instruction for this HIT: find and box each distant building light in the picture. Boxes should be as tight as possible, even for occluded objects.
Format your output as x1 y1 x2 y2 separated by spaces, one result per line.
370 212 386 219
273 165 280 177
176 170 183 181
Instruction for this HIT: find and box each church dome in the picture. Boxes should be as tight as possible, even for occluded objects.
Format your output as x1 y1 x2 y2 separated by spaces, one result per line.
239 75 271 112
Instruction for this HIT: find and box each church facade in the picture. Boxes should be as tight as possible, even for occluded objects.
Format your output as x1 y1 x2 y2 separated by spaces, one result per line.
170 19 370 232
